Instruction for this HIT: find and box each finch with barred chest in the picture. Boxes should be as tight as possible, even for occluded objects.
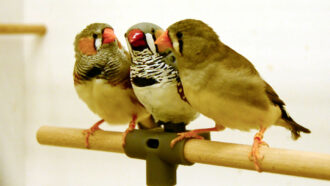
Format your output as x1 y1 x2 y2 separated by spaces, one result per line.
155 19 311 171
74 23 156 148
125 22 199 134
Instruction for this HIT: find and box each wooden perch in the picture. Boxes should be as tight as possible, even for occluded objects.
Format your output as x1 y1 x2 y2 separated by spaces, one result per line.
0 24 46 35
37 126 330 180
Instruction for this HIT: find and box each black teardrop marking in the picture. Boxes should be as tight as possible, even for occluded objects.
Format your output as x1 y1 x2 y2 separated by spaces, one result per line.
132 77 158 87
176 32 183 55
178 39 183 54
85 66 102 78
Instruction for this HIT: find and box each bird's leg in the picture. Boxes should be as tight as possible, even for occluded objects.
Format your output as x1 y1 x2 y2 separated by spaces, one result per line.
122 114 137 147
249 126 269 172
170 125 225 148
83 119 104 148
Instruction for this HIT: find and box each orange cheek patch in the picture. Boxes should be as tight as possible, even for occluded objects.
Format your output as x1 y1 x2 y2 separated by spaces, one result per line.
78 37 97 55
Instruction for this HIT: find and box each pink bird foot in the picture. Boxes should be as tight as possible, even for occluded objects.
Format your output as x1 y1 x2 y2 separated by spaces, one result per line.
83 119 104 148
122 114 137 147
170 125 225 148
249 127 269 172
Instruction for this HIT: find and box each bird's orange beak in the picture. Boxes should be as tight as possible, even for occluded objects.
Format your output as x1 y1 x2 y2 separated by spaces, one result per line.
155 30 173 53
103 28 116 44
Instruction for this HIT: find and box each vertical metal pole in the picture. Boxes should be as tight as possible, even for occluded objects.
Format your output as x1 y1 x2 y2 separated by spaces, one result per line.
124 129 210 186
147 154 177 186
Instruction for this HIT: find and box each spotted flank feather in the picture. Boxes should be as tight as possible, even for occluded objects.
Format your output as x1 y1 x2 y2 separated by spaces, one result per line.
176 77 190 104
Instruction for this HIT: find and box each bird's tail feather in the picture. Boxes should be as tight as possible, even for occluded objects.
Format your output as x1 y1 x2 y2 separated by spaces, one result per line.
287 119 311 140
277 105 311 140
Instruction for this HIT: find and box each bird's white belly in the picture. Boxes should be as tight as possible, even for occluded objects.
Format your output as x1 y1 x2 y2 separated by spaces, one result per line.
75 79 147 124
184 86 281 131
132 82 198 124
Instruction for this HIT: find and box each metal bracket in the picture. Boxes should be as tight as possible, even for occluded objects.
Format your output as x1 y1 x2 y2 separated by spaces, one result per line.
124 128 210 186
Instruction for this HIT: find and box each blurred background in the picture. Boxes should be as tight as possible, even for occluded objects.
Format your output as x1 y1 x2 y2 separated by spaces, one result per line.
1 0 329 185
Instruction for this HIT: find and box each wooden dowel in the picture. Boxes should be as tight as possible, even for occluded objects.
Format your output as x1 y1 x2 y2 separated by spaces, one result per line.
37 126 123 153
0 24 46 35
184 140 330 180
37 126 330 180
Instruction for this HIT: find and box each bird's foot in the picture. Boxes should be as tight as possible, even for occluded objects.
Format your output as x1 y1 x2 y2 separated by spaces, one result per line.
83 119 104 148
248 128 269 172
122 115 137 148
170 130 205 148
170 126 224 148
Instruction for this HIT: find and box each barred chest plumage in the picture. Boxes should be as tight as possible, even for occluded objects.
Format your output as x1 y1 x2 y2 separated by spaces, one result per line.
130 49 177 86
130 48 198 125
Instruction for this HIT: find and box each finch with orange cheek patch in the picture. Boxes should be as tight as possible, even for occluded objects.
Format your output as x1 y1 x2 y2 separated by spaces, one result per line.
74 23 156 148
155 19 311 172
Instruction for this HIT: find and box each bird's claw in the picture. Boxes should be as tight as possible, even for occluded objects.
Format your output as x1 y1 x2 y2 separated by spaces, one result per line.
83 126 102 148
170 131 205 148
122 115 137 148
82 119 104 149
122 126 135 147
249 137 269 172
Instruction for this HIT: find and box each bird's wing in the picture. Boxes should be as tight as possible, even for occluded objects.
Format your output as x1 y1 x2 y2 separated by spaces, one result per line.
264 81 285 106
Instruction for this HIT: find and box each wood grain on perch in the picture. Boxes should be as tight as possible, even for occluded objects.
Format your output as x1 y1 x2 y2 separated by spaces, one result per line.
0 24 46 35
37 126 330 180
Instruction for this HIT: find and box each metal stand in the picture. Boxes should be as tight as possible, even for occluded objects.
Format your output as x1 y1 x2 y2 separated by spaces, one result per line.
124 128 210 186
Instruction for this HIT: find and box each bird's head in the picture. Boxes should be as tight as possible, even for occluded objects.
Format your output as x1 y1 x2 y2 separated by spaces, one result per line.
125 22 165 55
73 23 129 84
155 19 222 68
74 23 123 57
125 22 176 67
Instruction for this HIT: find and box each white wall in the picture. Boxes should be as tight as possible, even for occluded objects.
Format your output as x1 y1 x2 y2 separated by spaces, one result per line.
1 0 329 185
0 1 25 186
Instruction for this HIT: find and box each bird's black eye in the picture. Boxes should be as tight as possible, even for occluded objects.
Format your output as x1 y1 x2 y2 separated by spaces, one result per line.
176 32 182 39
171 55 176 62
93 34 97 39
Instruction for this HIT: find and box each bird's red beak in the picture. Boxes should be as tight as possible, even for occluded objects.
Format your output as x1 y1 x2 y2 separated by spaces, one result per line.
102 28 116 44
155 30 173 53
127 29 146 48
